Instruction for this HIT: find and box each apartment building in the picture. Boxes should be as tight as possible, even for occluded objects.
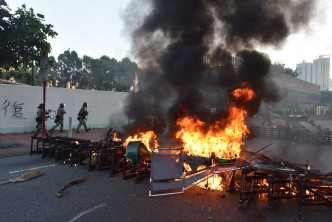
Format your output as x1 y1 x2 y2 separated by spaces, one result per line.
296 55 330 91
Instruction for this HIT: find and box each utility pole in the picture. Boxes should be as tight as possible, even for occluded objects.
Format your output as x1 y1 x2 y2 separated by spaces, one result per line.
39 50 49 137
31 61 34 86
31 13 45 86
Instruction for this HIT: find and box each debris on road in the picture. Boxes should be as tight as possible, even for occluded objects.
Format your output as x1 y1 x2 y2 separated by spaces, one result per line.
0 170 44 185
0 143 21 149
56 175 89 197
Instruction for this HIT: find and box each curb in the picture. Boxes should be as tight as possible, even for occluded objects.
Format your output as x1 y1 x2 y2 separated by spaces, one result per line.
0 150 30 158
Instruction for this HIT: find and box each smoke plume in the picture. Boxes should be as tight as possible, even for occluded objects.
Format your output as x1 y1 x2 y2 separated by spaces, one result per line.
122 0 317 141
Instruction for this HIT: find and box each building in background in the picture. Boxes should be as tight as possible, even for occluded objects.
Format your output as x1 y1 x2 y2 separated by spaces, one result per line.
296 61 312 82
296 55 330 91
313 55 330 91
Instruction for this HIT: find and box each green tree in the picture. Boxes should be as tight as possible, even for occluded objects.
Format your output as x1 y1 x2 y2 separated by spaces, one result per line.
80 55 94 89
36 48 141 91
99 56 118 90
271 62 298 77
115 57 138 91
0 2 57 71
85 56 118 91
284 67 298 78
0 68 37 85
55 50 83 87
48 56 58 86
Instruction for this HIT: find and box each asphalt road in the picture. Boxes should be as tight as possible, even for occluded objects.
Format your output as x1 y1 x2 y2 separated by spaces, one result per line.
1 154 331 222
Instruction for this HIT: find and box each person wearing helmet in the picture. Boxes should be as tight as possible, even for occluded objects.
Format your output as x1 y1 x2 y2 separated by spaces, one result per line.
33 103 51 137
76 102 90 133
48 103 66 135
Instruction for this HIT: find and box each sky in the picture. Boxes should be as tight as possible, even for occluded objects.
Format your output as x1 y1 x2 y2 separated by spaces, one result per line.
7 0 132 61
6 0 332 76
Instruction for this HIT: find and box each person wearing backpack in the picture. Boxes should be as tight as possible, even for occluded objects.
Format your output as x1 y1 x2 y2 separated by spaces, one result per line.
76 102 91 133
33 103 51 137
48 103 66 135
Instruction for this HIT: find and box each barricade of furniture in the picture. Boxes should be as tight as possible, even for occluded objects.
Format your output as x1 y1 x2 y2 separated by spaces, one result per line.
30 136 47 155
90 142 113 171
109 145 126 177
123 141 151 184
69 139 93 166
41 136 64 158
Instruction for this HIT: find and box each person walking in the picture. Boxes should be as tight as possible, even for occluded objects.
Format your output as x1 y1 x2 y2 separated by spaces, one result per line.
48 103 66 135
76 102 91 133
34 103 51 137
262 105 272 127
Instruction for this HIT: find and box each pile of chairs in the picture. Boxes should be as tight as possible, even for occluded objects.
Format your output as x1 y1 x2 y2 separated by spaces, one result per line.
30 129 151 183
30 129 126 174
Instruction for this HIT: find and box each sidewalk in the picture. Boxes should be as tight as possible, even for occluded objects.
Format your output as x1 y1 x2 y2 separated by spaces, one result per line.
0 128 108 158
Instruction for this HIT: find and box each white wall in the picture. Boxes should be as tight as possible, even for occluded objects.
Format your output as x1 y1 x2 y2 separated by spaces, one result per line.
0 84 129 134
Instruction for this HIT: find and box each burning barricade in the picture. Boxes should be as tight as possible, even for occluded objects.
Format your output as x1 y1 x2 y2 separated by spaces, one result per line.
29 83 332 222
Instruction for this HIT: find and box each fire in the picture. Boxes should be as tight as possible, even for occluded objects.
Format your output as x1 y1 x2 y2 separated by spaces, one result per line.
112 132 122 142
176 86 254 159
203 175 223 190
232 85 255 100
124 130 159 151
183 162 192 175
196 165 224 190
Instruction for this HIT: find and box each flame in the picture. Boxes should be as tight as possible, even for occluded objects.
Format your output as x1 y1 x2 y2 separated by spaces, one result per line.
232 85 255 101
176 86 254 159
183 162 192 175
197 165 224 190
112 132 122 142
124 130 159 151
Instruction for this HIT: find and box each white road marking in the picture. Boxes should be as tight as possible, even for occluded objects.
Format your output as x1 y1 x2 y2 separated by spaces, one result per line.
68 202 108 222
9 164 56 174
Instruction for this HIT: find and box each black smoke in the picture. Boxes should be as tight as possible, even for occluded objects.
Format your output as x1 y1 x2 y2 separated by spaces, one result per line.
122 0 317 141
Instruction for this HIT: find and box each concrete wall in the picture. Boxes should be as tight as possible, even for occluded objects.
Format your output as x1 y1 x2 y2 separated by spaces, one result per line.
271 73 321 112
272 73 320 96
0 84 129 134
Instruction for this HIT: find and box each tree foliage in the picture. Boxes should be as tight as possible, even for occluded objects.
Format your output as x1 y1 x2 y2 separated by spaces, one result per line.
0 68 42 84
116 58 138 91
56 50 83 87
2 47 140 91
49 50 139 92
270 62 298 78
0 2 57 71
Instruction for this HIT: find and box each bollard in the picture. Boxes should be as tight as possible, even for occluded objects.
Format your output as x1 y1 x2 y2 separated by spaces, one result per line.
68 117 72 138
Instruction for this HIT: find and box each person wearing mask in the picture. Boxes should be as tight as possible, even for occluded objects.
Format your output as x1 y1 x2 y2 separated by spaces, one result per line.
34 103 51 137
76 102 91 133
48 103 66 135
